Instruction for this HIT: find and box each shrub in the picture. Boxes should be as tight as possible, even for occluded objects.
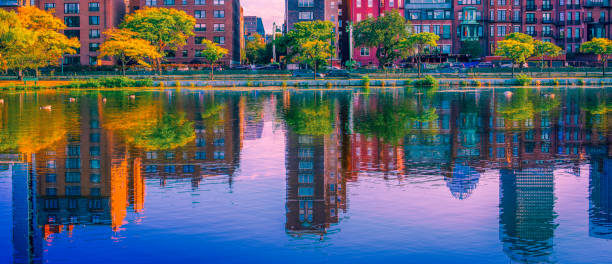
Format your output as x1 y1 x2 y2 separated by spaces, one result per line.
515 74 532 86
459 80 468 86
174 81 181 87
362 75 371 87
577 79 585 86
282 81 287 88
413 75 439 87
326 82 333 89
473 80 482 87
550 79 560 86
158 81 165 88
190 82 196 88
246 81 253 87
535 80 541 86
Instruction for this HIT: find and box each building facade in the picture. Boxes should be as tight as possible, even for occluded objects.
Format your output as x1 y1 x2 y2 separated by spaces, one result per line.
244 15 265 38
130 0 242 65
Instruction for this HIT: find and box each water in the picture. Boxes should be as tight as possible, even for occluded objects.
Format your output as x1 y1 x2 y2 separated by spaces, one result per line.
0 87 611 263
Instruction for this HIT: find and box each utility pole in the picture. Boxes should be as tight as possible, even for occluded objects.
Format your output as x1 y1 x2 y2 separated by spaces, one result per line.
272 22 277 63
349 22 354 62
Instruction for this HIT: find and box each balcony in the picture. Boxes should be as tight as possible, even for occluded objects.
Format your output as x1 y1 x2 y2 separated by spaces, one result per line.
600 17 608 23
542 31 554 37
542 4 553 10
555 35 565 41
567 4 581 9
585 16 595 22
526 31 538 37
542 19 554 23
526 18 538 24
567 37 582 43
555 20 566 26
569 19 582 25
526 5 538 11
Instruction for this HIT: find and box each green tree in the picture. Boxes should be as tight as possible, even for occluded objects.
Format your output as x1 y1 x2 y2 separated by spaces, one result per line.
459 40 483 60
120 7 195 75
354 10 411 69
99 28 161 76
200 39 228 80
295 40 331 79
504 32 535 44
284 98 334 136
495 39 534 77
580 38 612 76
285 20 334 68
533 40 562 72
245 33 269 64
405 32 439 77
0 7 79 79
129 112 196 151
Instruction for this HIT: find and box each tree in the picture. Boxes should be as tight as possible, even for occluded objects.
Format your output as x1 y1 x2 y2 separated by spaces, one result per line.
285 20 334 68
405 32 439 77
460 40 483 60
296 40 331 79
533 40 562 71
245 33 267 64
99 28 161 76
495 39 534 77
0 7 79 79
200 39 228 80
354 10 411 69
580 38 612 76
504 32 535 44
120 7 195 75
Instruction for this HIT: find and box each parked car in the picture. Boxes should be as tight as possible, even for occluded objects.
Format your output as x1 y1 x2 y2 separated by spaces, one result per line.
256 64 281 70
292 70 325 78
230 65 250 70
476 62 494 68
324 69 351 78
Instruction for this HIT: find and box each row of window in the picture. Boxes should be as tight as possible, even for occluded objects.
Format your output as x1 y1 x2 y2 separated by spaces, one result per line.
195 23 226 32
49 3 100 13
354 0 404 8
44 199 105 212
64 16 100 27
145 0 225 6
193 10 225 18
144 165 198 173
46 187 101 196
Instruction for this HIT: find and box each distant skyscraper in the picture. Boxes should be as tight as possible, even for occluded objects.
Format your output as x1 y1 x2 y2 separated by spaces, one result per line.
589 157 612 239
244 16 266 38
500 167 556 263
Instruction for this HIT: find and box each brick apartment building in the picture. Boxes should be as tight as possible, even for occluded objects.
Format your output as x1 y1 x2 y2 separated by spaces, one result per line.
244 15 265 38
129 0 242 66
285 0 612 67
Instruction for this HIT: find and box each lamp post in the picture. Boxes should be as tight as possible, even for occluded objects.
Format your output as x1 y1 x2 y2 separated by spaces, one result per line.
272 22 277 63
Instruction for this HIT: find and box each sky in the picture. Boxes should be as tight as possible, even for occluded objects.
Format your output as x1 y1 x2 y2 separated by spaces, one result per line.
242 0 284 34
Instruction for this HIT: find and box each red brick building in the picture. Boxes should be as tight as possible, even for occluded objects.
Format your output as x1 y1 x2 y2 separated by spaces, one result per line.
35 0 126 66
129 0 242 66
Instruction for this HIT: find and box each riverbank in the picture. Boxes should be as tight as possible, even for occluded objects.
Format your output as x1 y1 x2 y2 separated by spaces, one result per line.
2 76 612 90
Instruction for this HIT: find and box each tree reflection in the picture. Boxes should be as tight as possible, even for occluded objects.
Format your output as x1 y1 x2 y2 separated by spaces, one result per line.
499 89 559 122
129 112 195 151
284 97 333 136
0 94 68 154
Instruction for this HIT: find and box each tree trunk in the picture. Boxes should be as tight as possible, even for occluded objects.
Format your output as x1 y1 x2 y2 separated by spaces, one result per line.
314 63 317 80
122 56 126 76
511 63 515 78
211 63 214 80
417 55 422 78
17 69 23 81
603 57 607 77
157 58 162 76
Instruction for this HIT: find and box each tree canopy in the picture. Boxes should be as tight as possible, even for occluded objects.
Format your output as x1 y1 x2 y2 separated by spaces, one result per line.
0 6 79 79
120 7 195 74
403 32 439 77
495 39 534 76
285 20 334 67
200 39 228 80
354 10 411 69
296 40 331 79
99 28 161 75
580 38 612 76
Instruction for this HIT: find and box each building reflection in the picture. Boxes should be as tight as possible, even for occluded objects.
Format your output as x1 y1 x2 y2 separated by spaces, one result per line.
284 92 346 237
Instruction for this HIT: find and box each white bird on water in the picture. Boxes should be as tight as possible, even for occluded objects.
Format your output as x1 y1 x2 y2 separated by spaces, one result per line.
129 95 136 99
69 98 76 102
504 91 513 98
40 105 52 111
0 99 4 104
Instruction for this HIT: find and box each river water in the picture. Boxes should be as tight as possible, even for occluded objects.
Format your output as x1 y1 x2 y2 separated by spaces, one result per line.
0 87 611 263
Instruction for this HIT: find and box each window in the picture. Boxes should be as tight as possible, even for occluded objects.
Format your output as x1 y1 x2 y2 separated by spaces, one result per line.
89 16 100 25
195 23 206 31
46 188 57 196
164 0 175 5
195 10 205 18
89 29 100 39
64 3 79 14
166 152 175 159
44 3 55 10
195 152 206 160
360 47 370 56
195 0 205 4
90 173 100 183
213 0 224 4
164 165 176 173
298 173 314 183
46 174 57 183
90 146 100 156
298 0 314 7
145 165 157 173
183 165 195 173
298 148 314 158
47 160 57 169
299 12 314 20
214 10 225 18
46 200 59 210
66 172 81 183
195 49 203 57
67 145 80 156
214 36 225 44
90 188 101 196
146 0 157 5
90 159 100 169
182 50 188 57
88 2 99 11
64 16 80 27
66 186 81 196
298 187 314 196
299 161 313 170
90 133 100 142
89 43 100 52
214 151 225 159
214 23 225 32
90 120 100 129
66 158 81 169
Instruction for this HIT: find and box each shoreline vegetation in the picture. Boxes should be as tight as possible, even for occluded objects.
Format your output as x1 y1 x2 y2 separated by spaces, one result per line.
1 76 612 91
